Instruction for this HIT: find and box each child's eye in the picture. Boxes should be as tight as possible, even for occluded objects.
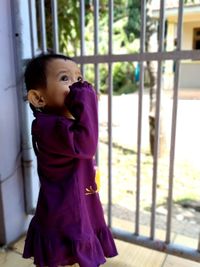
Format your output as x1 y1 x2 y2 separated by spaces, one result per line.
60 75 68 82
77 76 83 82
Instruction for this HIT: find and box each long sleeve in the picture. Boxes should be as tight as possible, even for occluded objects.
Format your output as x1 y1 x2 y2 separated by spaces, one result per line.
58 81 98 159
33 81 98 160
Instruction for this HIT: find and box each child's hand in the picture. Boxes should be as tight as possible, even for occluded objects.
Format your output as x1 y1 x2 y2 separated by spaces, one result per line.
69 80 91 90
64 81 97 119
64 81 94 104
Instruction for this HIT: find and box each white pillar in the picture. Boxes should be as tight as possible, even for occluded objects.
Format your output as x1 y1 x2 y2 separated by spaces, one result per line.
0 0 31 244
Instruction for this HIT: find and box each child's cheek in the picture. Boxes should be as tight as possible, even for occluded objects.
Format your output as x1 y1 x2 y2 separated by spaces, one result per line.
64 87 70 97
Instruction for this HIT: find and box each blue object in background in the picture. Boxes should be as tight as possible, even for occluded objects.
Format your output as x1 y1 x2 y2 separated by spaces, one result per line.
135 63 140 82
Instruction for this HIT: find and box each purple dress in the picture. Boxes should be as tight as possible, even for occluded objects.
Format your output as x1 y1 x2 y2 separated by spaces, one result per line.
23 82 117 267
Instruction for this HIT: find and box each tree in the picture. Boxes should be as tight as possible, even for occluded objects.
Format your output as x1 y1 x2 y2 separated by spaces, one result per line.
124 0 141 42
36 0 81 56
125 0 194 157
125 0 164 156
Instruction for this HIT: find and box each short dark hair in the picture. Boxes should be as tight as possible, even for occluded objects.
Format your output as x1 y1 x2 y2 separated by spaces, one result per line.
24 53 73 91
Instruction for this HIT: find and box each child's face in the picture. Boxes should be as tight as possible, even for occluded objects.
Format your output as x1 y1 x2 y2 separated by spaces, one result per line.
43 59 83 113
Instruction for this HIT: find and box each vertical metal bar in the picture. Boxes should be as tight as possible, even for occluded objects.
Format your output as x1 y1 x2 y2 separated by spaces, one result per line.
51 0 59 53
28 0 35 57
80 0 85 77
94 0 99 92
135 0 146 235
94 0 100 165
11 1 36 214
166 0 183 244
198 233 200 251
108 0 113 228
38 0 47 52
150 0 166 240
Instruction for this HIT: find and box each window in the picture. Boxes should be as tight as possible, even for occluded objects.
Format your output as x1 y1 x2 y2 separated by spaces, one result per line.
193 28 200 50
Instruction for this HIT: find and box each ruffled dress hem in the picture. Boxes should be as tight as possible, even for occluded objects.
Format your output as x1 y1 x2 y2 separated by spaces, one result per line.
23 220 117 267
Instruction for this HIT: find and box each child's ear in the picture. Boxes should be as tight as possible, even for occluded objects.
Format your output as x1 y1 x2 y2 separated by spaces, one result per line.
27 90 46 108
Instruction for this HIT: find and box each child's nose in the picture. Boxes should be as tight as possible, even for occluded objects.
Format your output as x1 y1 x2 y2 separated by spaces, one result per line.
71 77 77 84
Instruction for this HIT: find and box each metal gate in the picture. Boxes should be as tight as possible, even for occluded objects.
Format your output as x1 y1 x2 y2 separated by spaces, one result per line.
12 0 200 263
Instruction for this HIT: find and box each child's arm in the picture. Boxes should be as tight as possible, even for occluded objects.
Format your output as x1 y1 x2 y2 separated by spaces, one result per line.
56 81 98 159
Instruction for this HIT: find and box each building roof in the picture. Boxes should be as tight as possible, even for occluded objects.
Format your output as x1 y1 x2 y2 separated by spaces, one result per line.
152 0 200 11
152 0 200 22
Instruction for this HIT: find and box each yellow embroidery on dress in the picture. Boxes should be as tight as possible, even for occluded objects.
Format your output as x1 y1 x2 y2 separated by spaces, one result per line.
85 186 97 195
95 167 100 192
85 167 101 195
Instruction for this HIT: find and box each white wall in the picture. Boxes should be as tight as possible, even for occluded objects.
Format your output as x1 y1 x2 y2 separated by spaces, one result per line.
164 20 200 90
180 61 200 88
0 0 30 244
182 21 200 50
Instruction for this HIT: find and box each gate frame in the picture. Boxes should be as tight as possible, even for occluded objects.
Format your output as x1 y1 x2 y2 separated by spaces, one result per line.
16 0 200 262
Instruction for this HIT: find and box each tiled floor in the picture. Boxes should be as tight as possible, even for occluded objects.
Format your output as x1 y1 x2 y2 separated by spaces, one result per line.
0 236 200 267
1 217 200 267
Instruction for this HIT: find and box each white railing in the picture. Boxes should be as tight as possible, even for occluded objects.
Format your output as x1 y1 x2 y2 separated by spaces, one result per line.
21 0 200 262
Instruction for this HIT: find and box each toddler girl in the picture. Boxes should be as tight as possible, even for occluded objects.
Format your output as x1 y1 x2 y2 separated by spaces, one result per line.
22 53 117 267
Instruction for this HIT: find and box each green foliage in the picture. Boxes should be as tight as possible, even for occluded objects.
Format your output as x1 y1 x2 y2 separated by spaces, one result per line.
84 64 95 85
124 0 141 42
113 62 137 95
36 0 80 56
58 0 80 56
114 0 128 22
37 0 141 94
184 0 195 3
99 64 108 94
